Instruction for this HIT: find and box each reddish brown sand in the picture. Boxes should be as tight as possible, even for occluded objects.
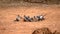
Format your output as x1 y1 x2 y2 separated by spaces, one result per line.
0 5 60 34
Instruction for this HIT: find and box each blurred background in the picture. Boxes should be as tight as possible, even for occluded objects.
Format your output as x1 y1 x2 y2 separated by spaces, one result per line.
0 0 60 7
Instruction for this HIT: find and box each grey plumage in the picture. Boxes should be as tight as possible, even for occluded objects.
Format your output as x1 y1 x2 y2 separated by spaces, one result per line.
33 15 45 21
24 15 33 22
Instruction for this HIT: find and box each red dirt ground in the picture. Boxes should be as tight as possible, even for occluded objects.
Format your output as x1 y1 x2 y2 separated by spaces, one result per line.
0 5 60 34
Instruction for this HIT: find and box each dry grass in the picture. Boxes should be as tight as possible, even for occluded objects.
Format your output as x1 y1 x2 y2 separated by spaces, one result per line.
0 0 60 8
32 27 60 34
32 27 52 34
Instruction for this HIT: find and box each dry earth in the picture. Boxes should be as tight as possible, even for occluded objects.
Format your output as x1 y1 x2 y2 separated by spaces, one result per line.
0 5 60 34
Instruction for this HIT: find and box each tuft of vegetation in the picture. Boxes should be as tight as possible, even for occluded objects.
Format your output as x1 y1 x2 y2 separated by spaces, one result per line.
32 27 60 34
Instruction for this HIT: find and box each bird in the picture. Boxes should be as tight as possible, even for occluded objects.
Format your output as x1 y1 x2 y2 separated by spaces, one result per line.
14 15 21 21
23 15 33 22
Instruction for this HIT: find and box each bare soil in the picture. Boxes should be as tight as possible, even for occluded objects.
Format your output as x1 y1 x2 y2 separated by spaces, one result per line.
0 5 60 34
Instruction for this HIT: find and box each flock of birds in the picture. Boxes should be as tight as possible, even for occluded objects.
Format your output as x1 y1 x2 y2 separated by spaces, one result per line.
14 15 45 22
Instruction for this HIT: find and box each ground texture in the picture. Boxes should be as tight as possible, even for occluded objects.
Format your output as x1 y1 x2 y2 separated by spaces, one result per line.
0 4 60 34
